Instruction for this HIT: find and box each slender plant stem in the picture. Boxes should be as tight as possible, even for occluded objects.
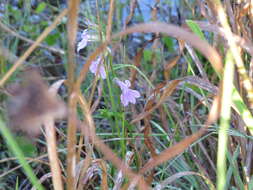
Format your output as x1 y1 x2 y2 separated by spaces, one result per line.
217 51 234 190
106 0 115 41
66 0 80 189
44 117 64 190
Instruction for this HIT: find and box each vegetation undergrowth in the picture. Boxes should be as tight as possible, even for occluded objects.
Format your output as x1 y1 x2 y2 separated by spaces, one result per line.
0 0 253 189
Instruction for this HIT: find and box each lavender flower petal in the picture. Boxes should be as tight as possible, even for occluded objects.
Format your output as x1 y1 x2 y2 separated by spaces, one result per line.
115 79 140 107
89 57 106 79
77 29 89 52
121 94 129 106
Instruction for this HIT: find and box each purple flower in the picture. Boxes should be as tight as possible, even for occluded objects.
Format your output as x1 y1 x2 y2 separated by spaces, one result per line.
77 29 89 52
115 79 140 107
89 56 106 79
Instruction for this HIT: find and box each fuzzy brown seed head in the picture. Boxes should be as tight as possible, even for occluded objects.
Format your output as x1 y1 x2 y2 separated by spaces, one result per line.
6 69 66 137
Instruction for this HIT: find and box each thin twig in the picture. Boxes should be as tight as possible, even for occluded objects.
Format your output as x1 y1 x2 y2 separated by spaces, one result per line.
106 0 115 41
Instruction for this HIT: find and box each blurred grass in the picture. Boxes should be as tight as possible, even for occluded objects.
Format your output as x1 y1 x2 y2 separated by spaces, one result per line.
1 0 253 189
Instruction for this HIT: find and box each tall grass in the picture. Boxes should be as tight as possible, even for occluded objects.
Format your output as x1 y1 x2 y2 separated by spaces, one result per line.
0 0 253 189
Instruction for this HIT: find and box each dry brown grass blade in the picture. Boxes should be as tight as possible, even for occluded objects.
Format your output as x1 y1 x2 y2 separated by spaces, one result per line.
113 151 134 190
131 80 181 124
164 56 180 81
75 21 223 90
143 118 157 157
82 160 100 186
139 130 205 174
88 78 98 107
66 93 78 189
224 0 236 33
142 118 157 186
77 93 149 189
0 9 68 87
106 0 115 41
66 0 80 189
181 76 218 94
44 117 64 190
76 135 83 165
90 82 103 113
67 0 80 90
98 160 108 190
178 39 186 55
158 105 169 133
46 79 66 190
138 95 221 175
77 152 92 190
130 47 144 85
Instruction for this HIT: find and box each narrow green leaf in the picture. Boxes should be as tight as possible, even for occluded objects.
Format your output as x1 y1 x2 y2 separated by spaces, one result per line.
0 117 44 190
231 88 253 134
186 20 205 40
226 147 244 190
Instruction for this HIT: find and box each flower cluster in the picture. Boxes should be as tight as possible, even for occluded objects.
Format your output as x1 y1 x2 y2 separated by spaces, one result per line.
77 29 106 80
77 29 140 106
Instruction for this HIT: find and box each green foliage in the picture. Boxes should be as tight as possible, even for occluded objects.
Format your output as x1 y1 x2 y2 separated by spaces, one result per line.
186 20 205 40
35 2 47 14
45 32 60 46
7 5 22 21
143 49 152 62
15 136 37 157
162 36 174 52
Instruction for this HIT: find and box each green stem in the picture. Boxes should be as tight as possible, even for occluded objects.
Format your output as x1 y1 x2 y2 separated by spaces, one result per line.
217 51 234 190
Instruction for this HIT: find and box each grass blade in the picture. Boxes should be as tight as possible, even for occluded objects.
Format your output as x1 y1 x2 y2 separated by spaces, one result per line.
217 51 234 190
186 20 206 40
0 117 44 190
